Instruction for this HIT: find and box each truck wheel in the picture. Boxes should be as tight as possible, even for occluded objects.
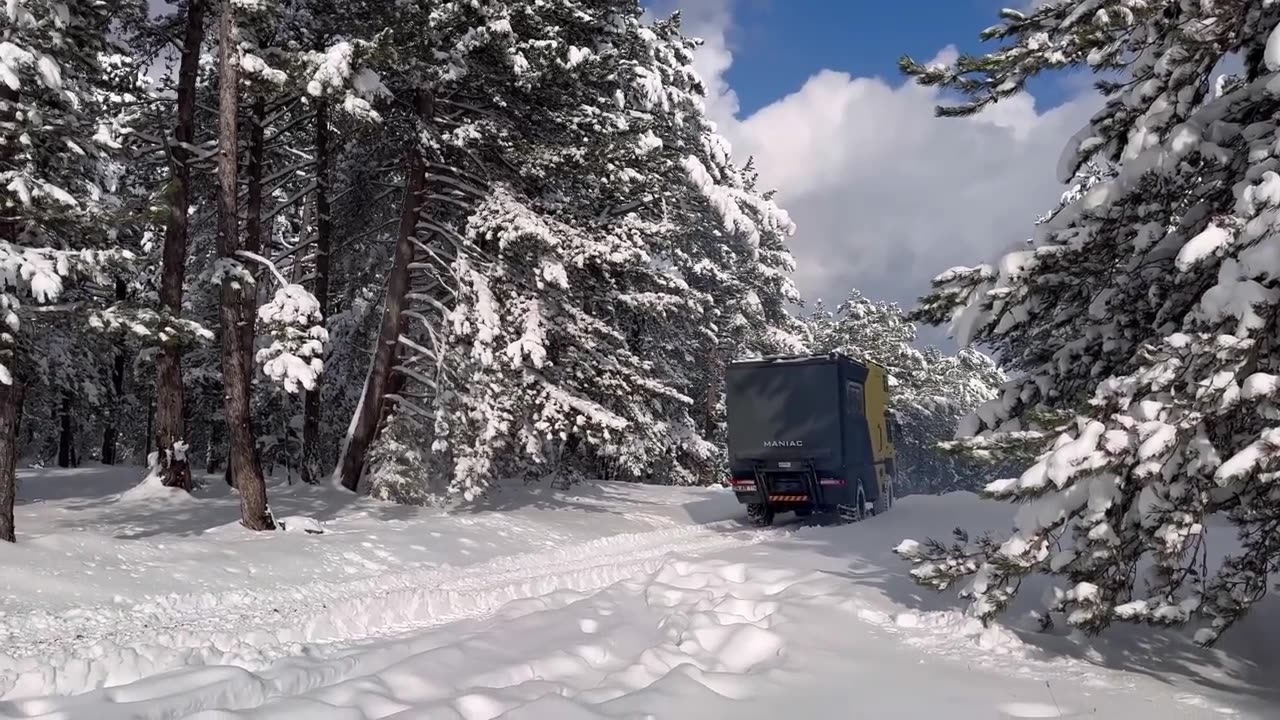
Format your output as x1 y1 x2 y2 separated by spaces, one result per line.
837 489 867 523
747 503 774 527
874 484 892 516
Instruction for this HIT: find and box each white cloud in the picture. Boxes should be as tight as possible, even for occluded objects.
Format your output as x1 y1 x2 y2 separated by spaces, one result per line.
666 1 1102 324
669 0 740 124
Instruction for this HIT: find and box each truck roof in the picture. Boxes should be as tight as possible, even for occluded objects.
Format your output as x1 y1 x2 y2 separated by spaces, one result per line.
729 351 877 371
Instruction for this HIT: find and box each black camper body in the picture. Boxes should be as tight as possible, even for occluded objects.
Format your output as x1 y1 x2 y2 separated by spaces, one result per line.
724 352 887 524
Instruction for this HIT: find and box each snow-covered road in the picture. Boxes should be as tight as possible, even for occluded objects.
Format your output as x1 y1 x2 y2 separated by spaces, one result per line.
18 554 1242 720
1 519 780 697
0 468 1276 719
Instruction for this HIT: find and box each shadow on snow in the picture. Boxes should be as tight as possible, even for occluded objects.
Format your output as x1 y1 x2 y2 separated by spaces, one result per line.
766 492 1280 717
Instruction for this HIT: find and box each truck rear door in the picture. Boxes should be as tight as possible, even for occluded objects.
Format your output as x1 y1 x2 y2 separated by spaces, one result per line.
725 361 841 470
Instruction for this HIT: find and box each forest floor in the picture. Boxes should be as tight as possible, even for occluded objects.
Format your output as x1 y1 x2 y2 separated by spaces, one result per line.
0 466 1276 719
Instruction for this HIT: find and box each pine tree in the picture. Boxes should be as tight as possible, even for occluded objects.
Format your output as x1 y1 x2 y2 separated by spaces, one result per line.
0 0 145 540
299 94 332 485
149 0 209 491
243 10 393 487
209 0 273 528
356 3 802 501
801 290 1007 496
328 0 439 493
896 2 1280 644
801 298 837 352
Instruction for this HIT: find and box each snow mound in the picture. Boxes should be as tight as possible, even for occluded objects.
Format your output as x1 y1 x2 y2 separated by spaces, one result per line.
275 516 325 535
998 702 1074 719
855 607 1030 656
115 471 201 505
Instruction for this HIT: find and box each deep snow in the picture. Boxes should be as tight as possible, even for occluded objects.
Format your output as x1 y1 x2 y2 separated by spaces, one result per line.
0 467 1275 719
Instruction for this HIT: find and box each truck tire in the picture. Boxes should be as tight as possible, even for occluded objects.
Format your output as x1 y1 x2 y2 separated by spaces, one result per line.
837 488 867 523
874 482 893 516
747 503 774 527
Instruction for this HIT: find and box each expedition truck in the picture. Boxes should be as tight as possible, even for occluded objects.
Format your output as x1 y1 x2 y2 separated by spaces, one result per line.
725 352 897 526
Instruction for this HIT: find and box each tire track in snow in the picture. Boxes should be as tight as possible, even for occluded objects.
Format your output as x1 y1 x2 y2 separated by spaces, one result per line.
294 519 785 646
0 518 790 700
41 557 813 720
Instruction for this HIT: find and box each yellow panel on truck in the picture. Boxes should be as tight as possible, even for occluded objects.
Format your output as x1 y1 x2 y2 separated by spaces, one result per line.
861 360 897 513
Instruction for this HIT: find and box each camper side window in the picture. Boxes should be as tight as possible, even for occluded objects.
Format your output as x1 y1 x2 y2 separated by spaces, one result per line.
846 382 864 417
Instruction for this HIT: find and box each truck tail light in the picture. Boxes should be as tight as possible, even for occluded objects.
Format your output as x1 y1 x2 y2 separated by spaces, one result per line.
819 478 845 486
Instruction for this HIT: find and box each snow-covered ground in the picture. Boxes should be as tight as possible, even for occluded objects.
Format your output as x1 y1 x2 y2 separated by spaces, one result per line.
0 467 1275 719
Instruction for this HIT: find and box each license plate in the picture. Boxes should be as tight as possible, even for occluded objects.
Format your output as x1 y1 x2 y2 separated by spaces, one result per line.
777 461 793 469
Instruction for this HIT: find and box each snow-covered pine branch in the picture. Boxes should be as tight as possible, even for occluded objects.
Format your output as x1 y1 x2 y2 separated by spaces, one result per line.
88 306 215 348
0 243 135 383
302 40 391 122
802 289 1010 496
898 1 1280 645
240 251 328 394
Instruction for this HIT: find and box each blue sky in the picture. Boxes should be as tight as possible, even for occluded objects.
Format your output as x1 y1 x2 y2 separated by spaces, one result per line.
717 0 1079 117
654 0 1103 349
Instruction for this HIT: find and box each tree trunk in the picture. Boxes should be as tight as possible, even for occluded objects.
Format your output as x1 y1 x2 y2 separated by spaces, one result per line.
0 81 23 539
0 378 23 543
207 445 221 475
101 279 127 465
301 99 332 485
226 95 268 490
57 394 72 468
380 322 408 430
154 0 206 491
364 315 411 457
702 341 728 485
207 405 222 475
336 91 433 492
217 6 273 531
145 398 154 458
373 312 411 447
